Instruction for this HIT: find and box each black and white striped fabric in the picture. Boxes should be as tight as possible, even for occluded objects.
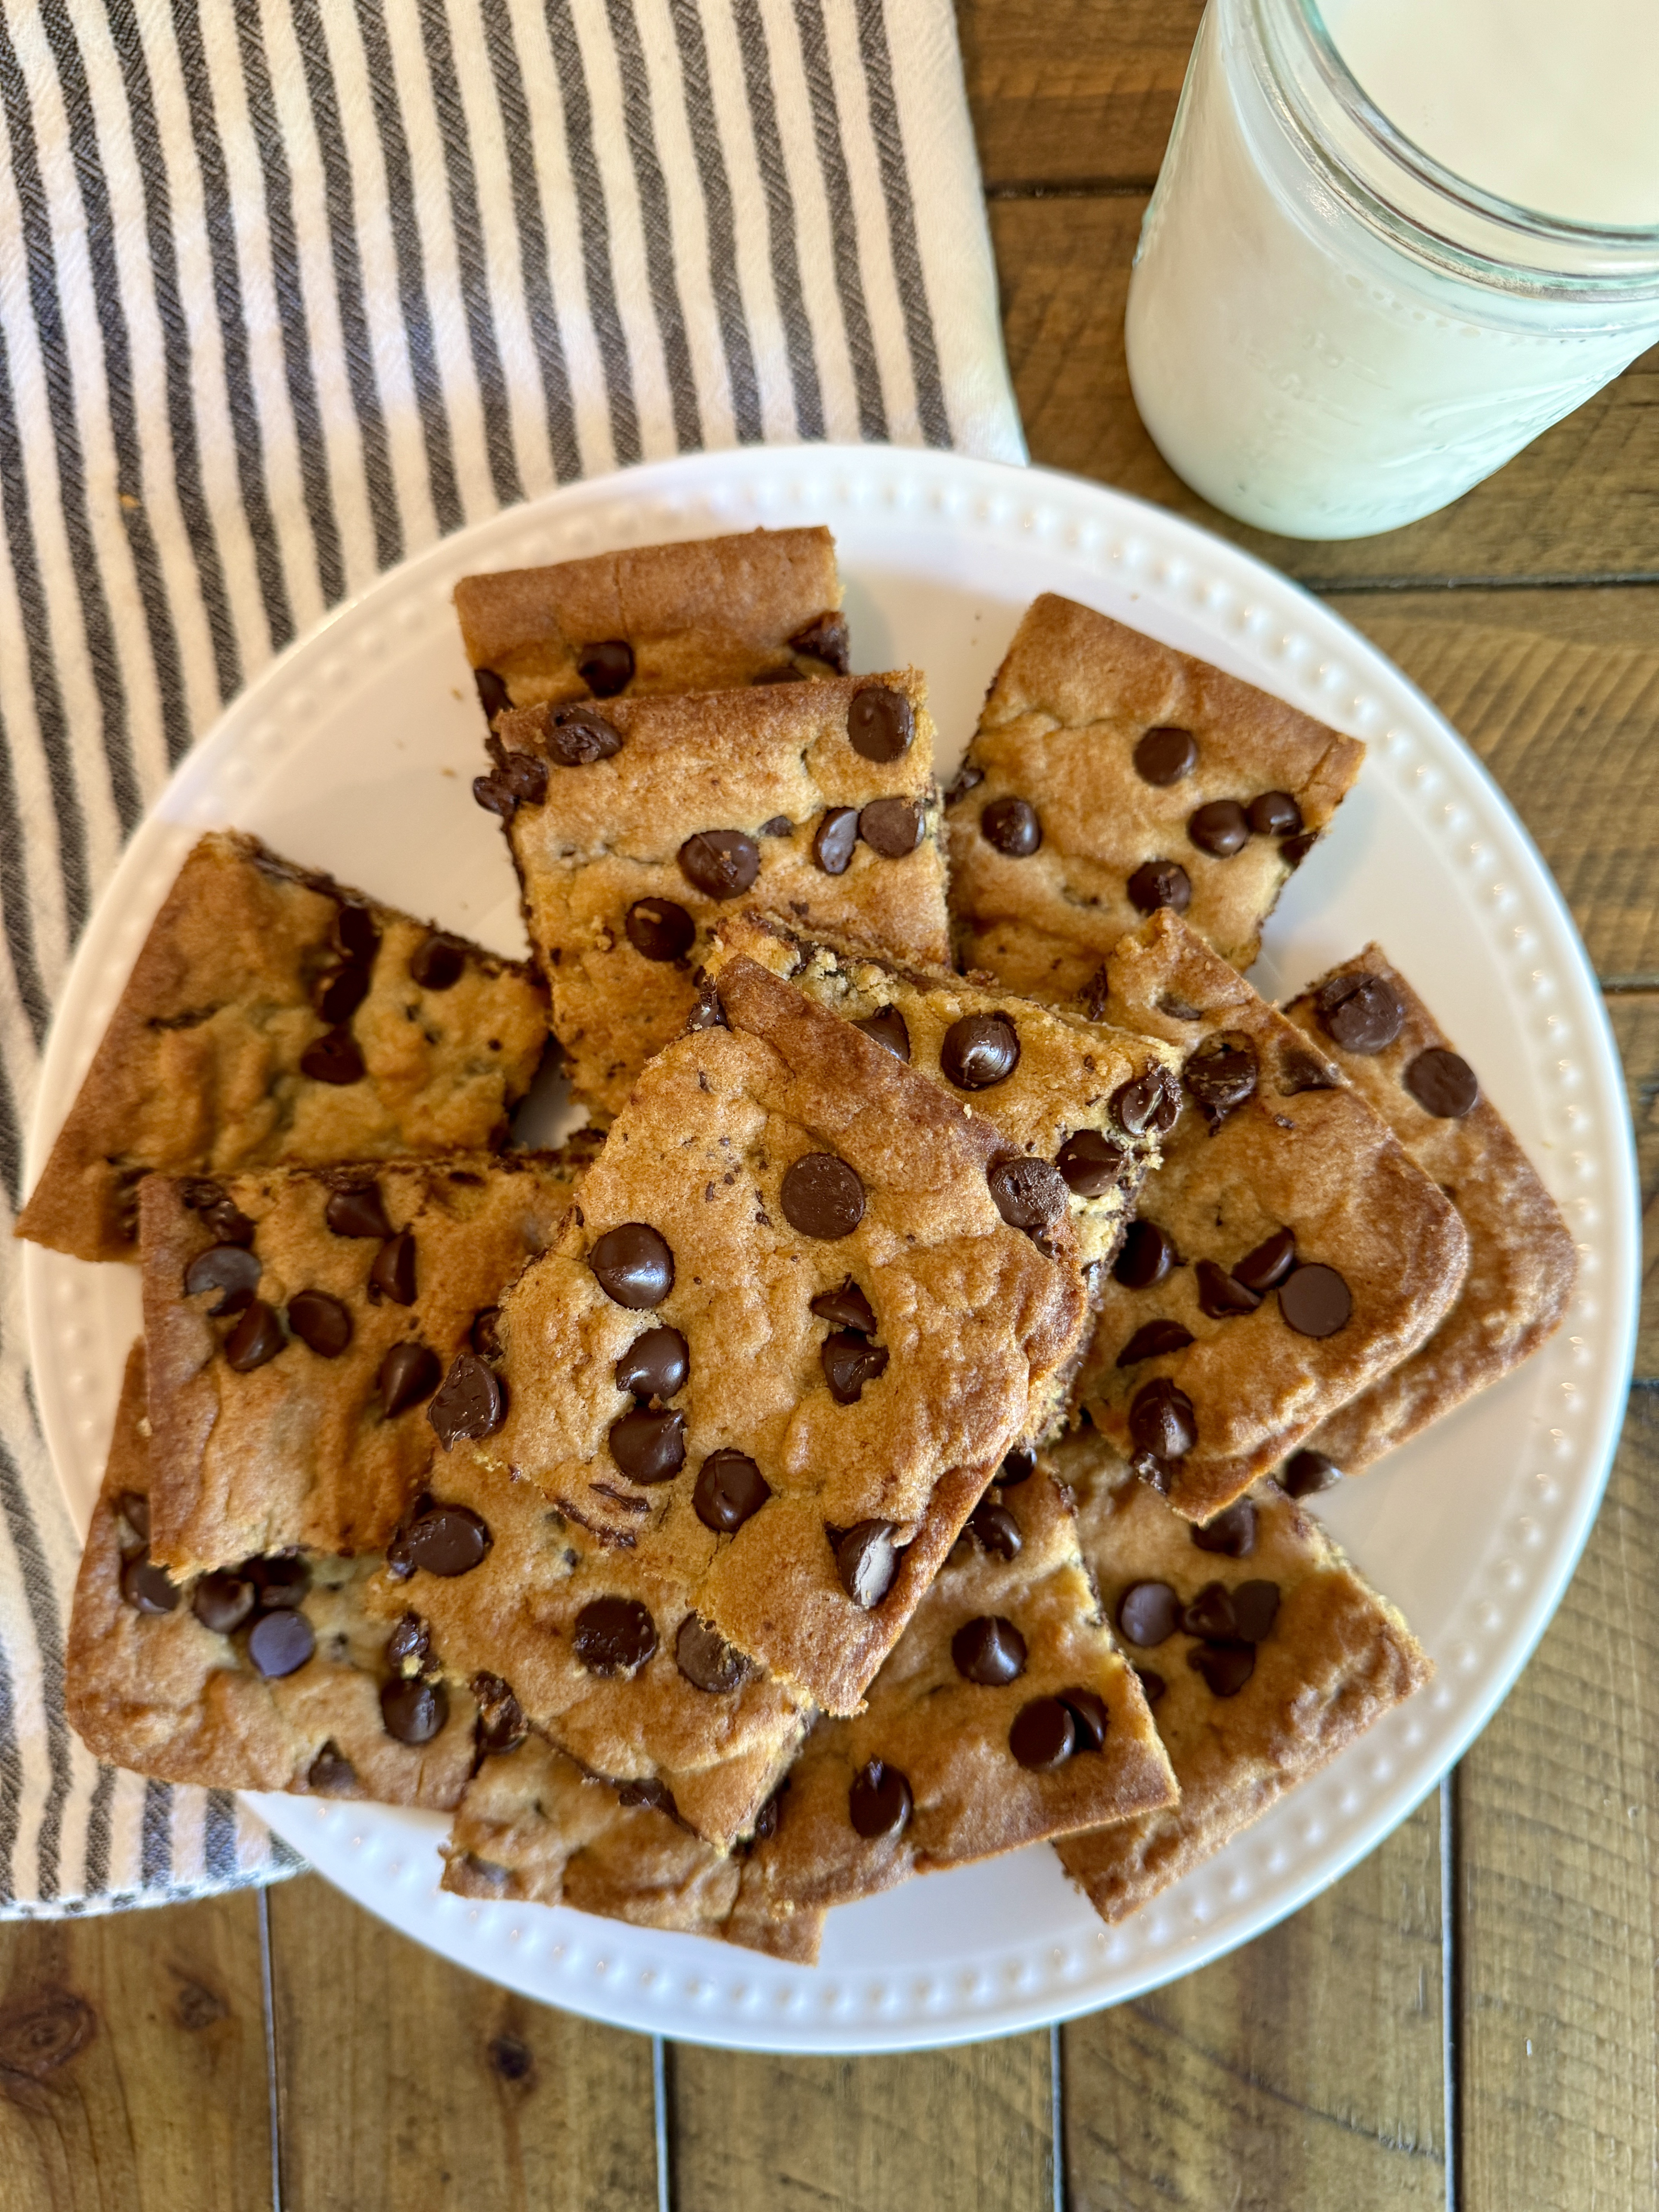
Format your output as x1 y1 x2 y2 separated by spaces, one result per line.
0 0 1020 1916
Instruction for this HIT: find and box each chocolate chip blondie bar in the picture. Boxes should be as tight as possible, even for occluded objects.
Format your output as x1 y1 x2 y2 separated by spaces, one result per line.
18 831 550 1264
455 526 847 718
947 594 1365 998
475 672 949 1118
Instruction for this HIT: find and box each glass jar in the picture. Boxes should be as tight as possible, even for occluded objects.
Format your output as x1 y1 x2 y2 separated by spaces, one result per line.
1125 0 1659 539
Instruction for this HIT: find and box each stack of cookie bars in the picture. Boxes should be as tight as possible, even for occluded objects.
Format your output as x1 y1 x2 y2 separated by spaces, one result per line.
35 527 1577 1962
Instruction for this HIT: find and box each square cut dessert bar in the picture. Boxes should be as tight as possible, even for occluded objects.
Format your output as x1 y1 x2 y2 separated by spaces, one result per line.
65 1344 477 1806
1277 946 1577 1478
1073 913 1470 1523
17 830 550 1264
141 1142 596 1574
373 950 1091 1836
946 593 1365 999
455 524 848 718
706 911 1184 1280
474 670 950 1119
1049 1426 1431 1923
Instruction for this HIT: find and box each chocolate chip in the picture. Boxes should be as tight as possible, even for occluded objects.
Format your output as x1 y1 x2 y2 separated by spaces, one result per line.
470 1307 503 1359
850 1005 910 1064
1130 1377 1197 1459
1188 799 1250 857
1232 1580 1281 1641
591 1223 675 1307
1279 831 1318 866
998 1447 1036 1487
395 1504 492 1578
1406 1047 1479 1119
750 1784 787 1842
945 762 984 806
1060 1687 1109 1752
753 666 800 688
1192 1499 1257 1557
381 1675 448 1743
121 1554 179 1614
848 1758 911 1839
1233 1228 1297 1292
970 1499 1022 1559
758 816 793 840
1010 1697 1075 1770
1127 860 1191 916
693 1449 771 1534
247 1554 310 1609
626 898 696 962
370 1230 417 1307
616 1326 689 1402
675 1613 754 1695
1134 726 1197 785
573 1595 657 1675
1182 1582 1237 1639
821 1331 890 1404
847 685 913 763
940 1012 1020 1090
474 667 510 720
182 1182 257 1245
1117 1581 1181 1646
1316 972 1404 1054
1056 1130 1127 1197
1276 1044 1339 1096
1114 1219 1180 1289
316 962 371 1024
1117 1319 1195 1365
225 1301 285 1371
1112 1065 1182 1137
812 806 859 874
988 1154 1068 1233
385 1611 432 1671
570 636 632 696
428 1354 508 1446
1135 1668 1167 1705
810 1277 877 1334
300 1027 365 1084
979 796 1041 856
287 1290 352 1358
249 1608 315 1679
1184 1036 1258 1127
326 1183 392 1239
836 1520 898 1608
856 797 921 860
1188 1642 1255 1696
184 1243 261 1317
117 1491 150 1543
334 902 378 961
1279 1263 1353 1338
678 829 761 900
618 1778 676 1815
609 1405 687 1484
787 610 849 670
1196 1260 1260 1317
472 1673 528 1757
1248 790 1302 836
1282 1448 1341 1497
308 1743 357 1794
410 933 467 989
952 1614 1027 1686
381 1341 441 1416
780 1153 865 1239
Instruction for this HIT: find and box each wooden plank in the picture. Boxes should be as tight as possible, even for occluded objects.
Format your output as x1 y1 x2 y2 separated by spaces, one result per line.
267 1872 655 2212
989 194 1659 589
1607 994 1659 1379
1456 1385 1659 2211
1060 1795 1444 2210
958 0 1200 189
0 1889 270 2212
671 2031 1053 2212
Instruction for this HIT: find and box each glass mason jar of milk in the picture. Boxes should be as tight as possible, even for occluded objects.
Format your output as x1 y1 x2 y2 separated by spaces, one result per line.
1126 0 1659 538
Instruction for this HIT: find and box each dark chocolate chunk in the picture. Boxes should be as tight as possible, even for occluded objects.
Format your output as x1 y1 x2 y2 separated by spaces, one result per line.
224 1300 285 1372
287 1290 352 1359
969 1499 1022 1559
951 1614 1027 1686
393 1504 492 1578
428 1354 508 1446
836 1520 898 1608
1281 1448 1341 1497
1232 1580 1281 1642
616 1326 689 1402
370 1229 417 1307
1060 1687 1109 1752
248 1608 315 1679
1233 1227 1297 1292
381 1675 448 1743
821 1331 890 1405
979 796 1041 856
1130 1377 1197 1459
1182 1581 1238 1640
1184 1036 1258 1127
472 1673 529 1757
385 1611 432 1670
1056 1130 1127 1197
1316 972 1405 1054
409 933 467 989
1196 1259 1261 1317
810 1277 876 1334
780 1153 865 1240
939 1011 1020 1090
573 1595 657 1676
1127 859 1191 916
1279 1262 1353 1338
470 1307 503 1360
182 1182 256 1246
247 1554 310 1609
1188 1642 1255 1696
617 1778 676 1814
1248 790 1302 836
1191 1498 1257 1558
1276 1044 1339 1096
1116 1580 1181 1647
789 611 851 671
944 762 984 807
1134 726 1197 785
1134 1667 1167 1705
576 639 635 697
675 1613 754 1695
988 1154 1068 1233
859 796 922 858
759 815 793 836
1112 1065 1182 1137
590 1222 675 1307
121 1554 180 1615
336 903 379 962
1116 1318 1196 1365
812 806 859 874
626 898 696 962
853 1005 910 1061
1010 1697 1075 1771
847 684 913 763
184 1242 261 1317
307 1743 357 1794
316 962 371 1024
678 829 761 900
1113 1219 1180 1290
326 1183 392 1240
1405 1047 1479 1119
381 1340 441 1417
848 1759 911 1839
1279 831 1318 866
609 1405 687 1484
1188 799 1250 857
299 1026 365 1084
998 1447 1036 1487
693 1449 771 1534
474 666 510 720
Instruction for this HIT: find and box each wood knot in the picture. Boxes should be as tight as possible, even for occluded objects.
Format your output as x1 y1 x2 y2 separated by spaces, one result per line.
170 1972 228 2032
487 2031 534 2085
0 1989 96 2085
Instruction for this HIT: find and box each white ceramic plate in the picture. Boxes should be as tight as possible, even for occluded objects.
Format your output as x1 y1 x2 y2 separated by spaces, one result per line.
25 445 1636 2053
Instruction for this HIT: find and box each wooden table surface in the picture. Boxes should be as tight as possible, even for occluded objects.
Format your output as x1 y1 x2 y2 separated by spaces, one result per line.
3 7 1655 2207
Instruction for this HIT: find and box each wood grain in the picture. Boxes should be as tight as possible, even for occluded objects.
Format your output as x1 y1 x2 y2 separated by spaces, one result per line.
1456 1387 1659 2212
267 1872 655 2212
990 194 1659 590
1061 1796 1444 2210
0 1890 269 2212
670 2032 1053 2212
1609 994 1659 1379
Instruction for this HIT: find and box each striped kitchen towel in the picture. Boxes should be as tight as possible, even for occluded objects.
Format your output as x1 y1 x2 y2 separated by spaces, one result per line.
0 0 1021 1916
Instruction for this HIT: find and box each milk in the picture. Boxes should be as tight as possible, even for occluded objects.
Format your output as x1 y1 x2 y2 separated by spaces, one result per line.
1126 0 1659 539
